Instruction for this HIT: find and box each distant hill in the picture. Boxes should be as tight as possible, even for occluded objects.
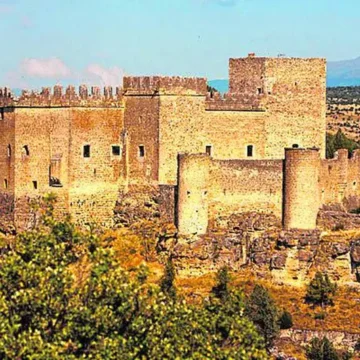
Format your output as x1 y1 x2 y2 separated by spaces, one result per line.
208 57 360 92
327 57 360 87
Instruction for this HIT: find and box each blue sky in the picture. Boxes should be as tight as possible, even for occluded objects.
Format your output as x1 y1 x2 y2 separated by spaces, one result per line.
1 0 359 89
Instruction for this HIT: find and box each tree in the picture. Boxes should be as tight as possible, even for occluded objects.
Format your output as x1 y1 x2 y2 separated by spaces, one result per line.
159 257 177 300
211 266 231 301
306 337 342 360
279 310 293 329
306 272 337 307
245 284 280 349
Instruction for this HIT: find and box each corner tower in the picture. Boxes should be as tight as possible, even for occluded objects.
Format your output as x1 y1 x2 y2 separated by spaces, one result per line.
228 54 327 159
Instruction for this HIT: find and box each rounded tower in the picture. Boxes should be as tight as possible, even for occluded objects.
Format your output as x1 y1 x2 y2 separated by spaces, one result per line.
284 148 320 230
177 153 210 235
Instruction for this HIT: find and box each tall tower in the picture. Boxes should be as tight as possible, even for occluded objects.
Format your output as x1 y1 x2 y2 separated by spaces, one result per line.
284 148 320 230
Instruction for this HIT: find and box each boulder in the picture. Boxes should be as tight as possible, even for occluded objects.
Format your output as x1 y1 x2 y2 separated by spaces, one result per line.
271 253 287 269
351 241 360 263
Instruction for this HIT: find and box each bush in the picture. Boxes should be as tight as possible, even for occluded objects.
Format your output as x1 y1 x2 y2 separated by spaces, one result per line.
306 271 337 307
211 266 231 301
245 284 280 348
279 310 293 329
306 337 352 360
314 312 327 320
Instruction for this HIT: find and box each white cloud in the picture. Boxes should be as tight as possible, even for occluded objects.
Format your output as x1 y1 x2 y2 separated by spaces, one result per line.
5 58 125 89
85 64 124 87
20 58 71 78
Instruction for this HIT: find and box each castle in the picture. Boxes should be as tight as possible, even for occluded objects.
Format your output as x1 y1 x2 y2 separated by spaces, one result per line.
1 53 359 234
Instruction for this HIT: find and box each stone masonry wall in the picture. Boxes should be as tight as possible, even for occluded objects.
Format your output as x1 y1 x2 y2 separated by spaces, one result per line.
208 159 284 222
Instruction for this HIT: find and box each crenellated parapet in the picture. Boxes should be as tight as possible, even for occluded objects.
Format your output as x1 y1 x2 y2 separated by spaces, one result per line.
205 91 265 111
123 76 207 96
1 85 124 108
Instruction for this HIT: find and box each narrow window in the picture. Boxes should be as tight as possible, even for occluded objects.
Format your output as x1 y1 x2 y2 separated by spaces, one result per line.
0 108 4 120
139 145 145 157
7 144 11 157
112 145 121 156
247 145 253 157
23 145 30 156
4 179 8 189
32 181 38 190
292 144 299 148
257 87 263 95
205 145 212 156
83 145 90 158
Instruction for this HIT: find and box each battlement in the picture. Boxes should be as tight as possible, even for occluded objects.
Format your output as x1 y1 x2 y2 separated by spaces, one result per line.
0 85 124 108
123 76 207 95
205 91 265 111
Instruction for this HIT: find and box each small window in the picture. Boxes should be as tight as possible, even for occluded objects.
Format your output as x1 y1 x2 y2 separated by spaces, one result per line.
247 145 254 157
139 145 145 157
83 145 90 158
23 145 30 156
292 144 299 148
112 145 121 156
7 144 11 157
32 181 38 190
4 179 8 189
0 108 4 120
257 87 263 95
205 145 212 156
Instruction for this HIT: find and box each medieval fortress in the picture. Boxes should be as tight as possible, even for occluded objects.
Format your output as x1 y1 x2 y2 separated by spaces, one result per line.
0 53 359 234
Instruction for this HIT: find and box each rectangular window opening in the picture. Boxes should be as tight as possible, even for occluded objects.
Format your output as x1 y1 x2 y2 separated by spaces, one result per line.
257 87 263 95
83 145 91 158
247 145 254 157
139 145 145 157
4 179 8 189
0 108 4 120
112 145 121 156
32 181 38 190
206 145 212 156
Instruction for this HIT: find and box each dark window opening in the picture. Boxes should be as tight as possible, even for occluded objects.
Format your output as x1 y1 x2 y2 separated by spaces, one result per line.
4 179 8 189
292 144 299 148
0 108 4 120
139 145 145 157
247 145 253 157
7 144 11 157
23 145 30 156
83 145 90 158
206 145 212 156
257 87 263 95
112 145 121 156
32 181 38 190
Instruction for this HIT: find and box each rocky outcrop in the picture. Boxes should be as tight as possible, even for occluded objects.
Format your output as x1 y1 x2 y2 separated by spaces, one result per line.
280 329 360 350
318 209 360 231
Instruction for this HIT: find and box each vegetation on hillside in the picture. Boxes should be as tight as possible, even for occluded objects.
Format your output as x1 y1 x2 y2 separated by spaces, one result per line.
0 198 267 359
327 86 360 105
326 129 360 158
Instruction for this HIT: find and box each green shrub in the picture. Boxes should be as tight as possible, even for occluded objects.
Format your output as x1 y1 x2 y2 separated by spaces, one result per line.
306 271 337 307
279 310 293 329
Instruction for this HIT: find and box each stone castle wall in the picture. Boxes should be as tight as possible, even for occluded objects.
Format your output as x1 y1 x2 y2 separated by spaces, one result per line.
177 149 360 235
0 55 333 233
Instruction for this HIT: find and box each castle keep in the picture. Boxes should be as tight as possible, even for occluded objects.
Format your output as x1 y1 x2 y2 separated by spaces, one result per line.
1 54 357 234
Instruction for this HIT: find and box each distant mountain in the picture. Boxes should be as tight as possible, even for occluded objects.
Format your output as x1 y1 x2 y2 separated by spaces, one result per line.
208 57 360 92
327 57 360 87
